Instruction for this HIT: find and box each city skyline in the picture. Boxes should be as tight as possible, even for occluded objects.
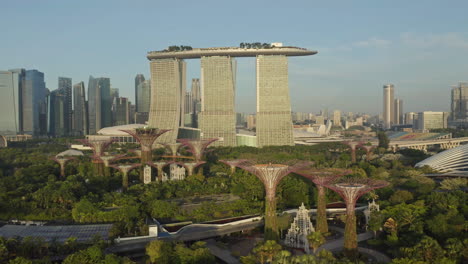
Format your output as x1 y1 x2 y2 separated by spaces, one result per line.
1 1 467 115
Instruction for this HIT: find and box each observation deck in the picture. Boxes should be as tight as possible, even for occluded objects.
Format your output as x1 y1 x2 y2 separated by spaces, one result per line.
147 46 317 60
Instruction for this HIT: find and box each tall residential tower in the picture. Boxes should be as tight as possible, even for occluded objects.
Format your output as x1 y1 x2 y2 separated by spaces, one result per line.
383 84 394 129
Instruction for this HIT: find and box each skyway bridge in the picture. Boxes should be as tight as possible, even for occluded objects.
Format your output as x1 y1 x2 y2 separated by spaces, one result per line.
387 137 468 152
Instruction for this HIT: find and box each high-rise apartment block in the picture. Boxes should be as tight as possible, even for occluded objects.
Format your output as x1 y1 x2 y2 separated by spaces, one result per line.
383 84 394 129
405 112 417 126
73 82 88 135
394 98 403 125
88 76 111 134
333 110 341 127
199 56 237 146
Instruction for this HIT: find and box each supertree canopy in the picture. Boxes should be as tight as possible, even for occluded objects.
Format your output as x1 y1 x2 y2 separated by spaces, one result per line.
233 160 312 240
343 141 363 163
111 164 141 191
120 127 170 181
325 178 389 257
51 156 75 178
220 159 248 174
360 144 376 161
77 138 115 176
177 138 218 162
293 168 351 234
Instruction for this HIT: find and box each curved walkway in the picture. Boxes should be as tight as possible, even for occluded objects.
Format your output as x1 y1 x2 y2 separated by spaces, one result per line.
318 226 391 263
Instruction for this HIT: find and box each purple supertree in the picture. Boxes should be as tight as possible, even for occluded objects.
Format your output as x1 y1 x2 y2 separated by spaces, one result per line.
51 156 75 178
359 144 376 161
146 161 169 181
343 141 363 163
77 138 115 176
293 168 351 234
178 161 206 176
177 138 218 162
120 128 170 181
233 161 312 240
110 163 141 191
325 178 389 257
162 142 183 159
220 159 248 174
100 154 126 177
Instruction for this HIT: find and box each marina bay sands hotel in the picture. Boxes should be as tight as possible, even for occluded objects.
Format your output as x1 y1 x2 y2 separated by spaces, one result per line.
147 43 317 147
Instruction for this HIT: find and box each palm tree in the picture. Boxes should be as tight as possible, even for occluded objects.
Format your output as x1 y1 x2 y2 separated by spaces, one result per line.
307 232 325 253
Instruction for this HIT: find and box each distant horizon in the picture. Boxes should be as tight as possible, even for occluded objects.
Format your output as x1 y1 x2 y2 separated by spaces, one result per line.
2 0 466 115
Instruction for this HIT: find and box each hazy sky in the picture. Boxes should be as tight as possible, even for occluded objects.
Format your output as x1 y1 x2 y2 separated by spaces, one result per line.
2 0 468 115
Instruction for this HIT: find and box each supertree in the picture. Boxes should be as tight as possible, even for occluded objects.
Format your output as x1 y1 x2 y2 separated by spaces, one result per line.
51 156 75 178
162 142 183 158
325 178 389 257
100 154 126 177
177 138 218 162
233 161 312 240
146 161 168 181
360 144 376 161
220 159 248 174
343 141 362 163
120 127 170 181
181 161 206 176
77 138 114 176
110 164 141 191
293 168 351 234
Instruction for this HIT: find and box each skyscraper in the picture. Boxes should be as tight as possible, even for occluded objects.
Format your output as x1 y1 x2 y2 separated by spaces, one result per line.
0 70 23 135
148 59 186 144
135 74 145 112
49 90 65 137
73 82 88 135
256 55 294 147
136 80 151 113
23 70 47 135
191 78 201 127
383 84 394 129
332 110 341 127
112 97 129 126
394 98 403 125
88 76 111 134
58 77 72 135
199 56 237 146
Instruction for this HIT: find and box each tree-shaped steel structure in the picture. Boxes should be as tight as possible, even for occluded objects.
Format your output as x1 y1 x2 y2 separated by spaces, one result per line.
220 159 249 174
180 161 206 176
325 178 389 257
120 127 170 181
343 141 362 163
177 138 218 162
110 164 141 191
77 138 114 176
360 144 376 161
100 154 126 177
162 142 183 158
146 161 168 181
293 168 351 234
51 156 75 178
233 161 312 240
